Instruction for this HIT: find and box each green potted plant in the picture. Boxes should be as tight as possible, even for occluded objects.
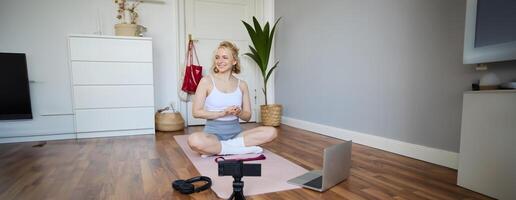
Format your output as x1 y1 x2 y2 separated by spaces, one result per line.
242 17 281 126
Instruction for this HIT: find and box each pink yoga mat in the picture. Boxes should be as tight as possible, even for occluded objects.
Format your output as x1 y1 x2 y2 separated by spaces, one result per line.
174 135 307 199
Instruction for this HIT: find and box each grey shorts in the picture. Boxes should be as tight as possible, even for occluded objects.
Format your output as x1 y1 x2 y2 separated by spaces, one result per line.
204 119 242 140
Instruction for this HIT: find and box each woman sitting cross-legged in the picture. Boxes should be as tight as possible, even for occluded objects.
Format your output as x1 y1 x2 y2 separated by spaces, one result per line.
187 41 277 156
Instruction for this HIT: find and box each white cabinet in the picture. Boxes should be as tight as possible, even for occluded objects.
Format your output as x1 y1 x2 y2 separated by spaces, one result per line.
69 35 155 138
458 90 516 200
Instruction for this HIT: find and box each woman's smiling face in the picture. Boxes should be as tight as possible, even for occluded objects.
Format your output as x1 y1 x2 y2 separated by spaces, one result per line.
214 47 237 73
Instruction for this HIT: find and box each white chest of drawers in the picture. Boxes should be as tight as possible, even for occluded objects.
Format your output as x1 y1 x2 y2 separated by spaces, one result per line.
68 35 155 138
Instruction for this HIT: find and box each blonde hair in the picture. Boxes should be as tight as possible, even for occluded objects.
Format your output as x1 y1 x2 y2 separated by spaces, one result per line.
212 41 241 74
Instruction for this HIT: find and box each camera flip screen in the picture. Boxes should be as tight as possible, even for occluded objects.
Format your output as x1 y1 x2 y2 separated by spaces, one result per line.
218 160 261 177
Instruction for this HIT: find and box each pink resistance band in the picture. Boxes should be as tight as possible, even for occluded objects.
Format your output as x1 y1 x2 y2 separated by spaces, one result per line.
215 154 266 163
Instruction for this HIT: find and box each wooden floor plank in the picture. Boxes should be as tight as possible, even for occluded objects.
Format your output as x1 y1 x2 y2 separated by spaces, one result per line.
0 123 493 199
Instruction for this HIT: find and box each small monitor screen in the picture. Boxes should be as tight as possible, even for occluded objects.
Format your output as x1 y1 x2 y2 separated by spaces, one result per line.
0 53 33 120
475 0 516 47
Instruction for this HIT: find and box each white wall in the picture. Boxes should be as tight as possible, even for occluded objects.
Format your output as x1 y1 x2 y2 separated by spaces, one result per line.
0 0 180 141
275 0 516 158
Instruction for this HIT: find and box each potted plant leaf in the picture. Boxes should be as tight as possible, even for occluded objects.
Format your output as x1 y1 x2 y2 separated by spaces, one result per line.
242 17 282 126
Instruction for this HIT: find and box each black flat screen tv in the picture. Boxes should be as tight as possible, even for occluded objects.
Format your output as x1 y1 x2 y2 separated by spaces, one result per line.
463 0 516 64
0 53 33 120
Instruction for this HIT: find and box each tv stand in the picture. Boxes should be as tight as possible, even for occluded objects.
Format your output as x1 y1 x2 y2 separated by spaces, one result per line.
458 90 516 199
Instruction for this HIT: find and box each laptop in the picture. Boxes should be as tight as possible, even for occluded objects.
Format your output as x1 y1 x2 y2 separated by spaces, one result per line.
287 140 352 192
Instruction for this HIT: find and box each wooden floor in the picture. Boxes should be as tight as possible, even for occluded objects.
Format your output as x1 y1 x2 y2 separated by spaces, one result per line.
0 123 492 200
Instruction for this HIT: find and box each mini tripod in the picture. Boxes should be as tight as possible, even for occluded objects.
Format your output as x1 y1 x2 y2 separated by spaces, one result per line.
228 176 245 200
217 155 263 200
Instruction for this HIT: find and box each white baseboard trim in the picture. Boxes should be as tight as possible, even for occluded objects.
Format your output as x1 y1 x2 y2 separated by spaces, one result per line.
282 117 458 169
0 129 156 144
76 129 155 139
0 133 76 144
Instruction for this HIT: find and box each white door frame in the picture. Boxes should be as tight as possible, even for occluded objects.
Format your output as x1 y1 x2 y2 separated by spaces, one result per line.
176 0 276 126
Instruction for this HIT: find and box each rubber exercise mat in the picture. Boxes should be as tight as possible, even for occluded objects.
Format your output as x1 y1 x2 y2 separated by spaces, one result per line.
174 135 307 198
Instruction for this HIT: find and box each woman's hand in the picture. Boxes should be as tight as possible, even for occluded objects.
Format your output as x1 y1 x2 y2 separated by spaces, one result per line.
222 106 241 117
231 106 242 117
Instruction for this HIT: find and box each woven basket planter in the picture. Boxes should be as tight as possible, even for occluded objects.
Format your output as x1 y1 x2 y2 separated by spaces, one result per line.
155 112 184 132
260 104 282 127
114 23 145 37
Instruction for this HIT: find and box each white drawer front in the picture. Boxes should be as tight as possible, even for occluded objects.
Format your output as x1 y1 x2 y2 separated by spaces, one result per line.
69 37 152 62
72 62 153 85
74 85 154 109
75 107 155 132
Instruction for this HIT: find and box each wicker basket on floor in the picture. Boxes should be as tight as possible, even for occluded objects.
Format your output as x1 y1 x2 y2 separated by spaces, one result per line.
155 112 184 132
260 104 282 127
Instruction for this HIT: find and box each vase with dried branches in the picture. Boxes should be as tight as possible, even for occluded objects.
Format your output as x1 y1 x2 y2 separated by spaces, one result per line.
114 0 146 36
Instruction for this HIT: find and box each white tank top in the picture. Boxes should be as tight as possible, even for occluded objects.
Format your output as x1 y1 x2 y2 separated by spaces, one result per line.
205 75 242 121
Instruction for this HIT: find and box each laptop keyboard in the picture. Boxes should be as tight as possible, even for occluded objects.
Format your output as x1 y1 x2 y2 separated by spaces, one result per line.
304 176 323 188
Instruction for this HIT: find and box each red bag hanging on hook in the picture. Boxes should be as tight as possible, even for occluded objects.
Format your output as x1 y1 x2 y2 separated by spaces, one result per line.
181 40 203 94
